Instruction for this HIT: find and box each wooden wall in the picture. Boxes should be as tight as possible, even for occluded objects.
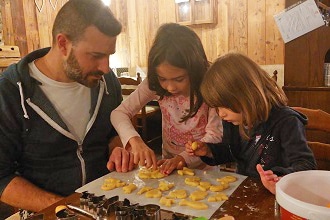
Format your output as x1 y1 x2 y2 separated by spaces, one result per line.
1 0 285 68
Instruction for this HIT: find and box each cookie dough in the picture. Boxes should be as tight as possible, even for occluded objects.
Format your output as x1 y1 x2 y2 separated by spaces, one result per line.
184 176 201 186
208 192 228 202
138 167 165 179
179 199 208 210
145 189 162 198
160 197 175 207
167 189 188 199
189 190 208 201
122 183 137 194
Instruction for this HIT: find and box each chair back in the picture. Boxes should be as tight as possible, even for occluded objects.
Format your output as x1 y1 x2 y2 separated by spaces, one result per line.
271 70 278 82
292 107 330 170
117 73 161 144
117 72 142 96
0 45 21 74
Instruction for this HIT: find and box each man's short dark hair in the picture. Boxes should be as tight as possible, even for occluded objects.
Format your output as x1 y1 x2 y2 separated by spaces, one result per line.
52 0 122 44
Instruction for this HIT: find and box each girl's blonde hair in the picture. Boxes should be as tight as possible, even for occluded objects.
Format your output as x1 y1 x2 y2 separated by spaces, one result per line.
201 53 288 139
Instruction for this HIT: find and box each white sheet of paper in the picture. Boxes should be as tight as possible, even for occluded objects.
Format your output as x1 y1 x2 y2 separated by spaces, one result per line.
274 0 325 43
76 169 247 219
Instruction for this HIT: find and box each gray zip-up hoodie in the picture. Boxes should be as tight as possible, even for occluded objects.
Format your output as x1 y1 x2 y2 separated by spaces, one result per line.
0 48 122 196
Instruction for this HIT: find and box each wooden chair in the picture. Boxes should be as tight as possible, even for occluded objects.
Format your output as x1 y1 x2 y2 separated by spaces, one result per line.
118 73 161 144
0 45 21 74
292 107 330 170
271 70 278 82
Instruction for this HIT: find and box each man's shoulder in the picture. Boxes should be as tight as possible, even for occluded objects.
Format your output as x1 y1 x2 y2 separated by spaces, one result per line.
0 66 18 91
103 70 119 82
103 71 121 93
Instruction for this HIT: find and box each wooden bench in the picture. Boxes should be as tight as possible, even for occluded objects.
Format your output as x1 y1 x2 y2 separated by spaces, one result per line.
0 45 21 74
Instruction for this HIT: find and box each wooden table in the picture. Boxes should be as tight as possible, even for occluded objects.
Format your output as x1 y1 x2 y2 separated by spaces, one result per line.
37 177 281 220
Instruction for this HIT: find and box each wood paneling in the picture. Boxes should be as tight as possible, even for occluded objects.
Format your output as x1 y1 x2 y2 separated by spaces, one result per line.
22 0 40 52
265 0 285 64
248 0 265 64
285 26 330 87
1 0 15 46
1 0 285 67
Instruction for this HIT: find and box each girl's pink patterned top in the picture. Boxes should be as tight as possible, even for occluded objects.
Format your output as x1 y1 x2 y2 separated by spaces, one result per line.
111 78 223 170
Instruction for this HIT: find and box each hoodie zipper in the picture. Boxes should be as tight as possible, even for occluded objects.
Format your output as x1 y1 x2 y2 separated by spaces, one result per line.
77 143 86 185
24 80 106 187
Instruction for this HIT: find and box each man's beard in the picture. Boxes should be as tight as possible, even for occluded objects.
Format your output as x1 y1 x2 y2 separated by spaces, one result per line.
63 50 104 88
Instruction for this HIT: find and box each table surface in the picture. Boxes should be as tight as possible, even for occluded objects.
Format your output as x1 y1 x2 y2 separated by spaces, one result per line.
38 177 281 220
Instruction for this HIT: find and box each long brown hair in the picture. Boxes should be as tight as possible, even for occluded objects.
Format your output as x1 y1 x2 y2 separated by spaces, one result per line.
201 53 288 139
147 23 209 122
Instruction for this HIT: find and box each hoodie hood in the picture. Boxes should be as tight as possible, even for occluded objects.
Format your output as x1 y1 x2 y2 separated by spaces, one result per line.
2 47 50 99
1 48 50 119
1 47 113 121
268 106 308 128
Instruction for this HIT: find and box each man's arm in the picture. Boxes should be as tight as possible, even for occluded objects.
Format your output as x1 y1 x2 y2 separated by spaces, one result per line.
0 177 63 212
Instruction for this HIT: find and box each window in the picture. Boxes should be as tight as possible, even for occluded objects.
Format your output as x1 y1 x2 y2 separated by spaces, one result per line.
175 0 217 25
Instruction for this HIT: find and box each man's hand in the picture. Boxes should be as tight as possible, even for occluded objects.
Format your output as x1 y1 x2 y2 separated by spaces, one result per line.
256 164 281 194
107 147 135 172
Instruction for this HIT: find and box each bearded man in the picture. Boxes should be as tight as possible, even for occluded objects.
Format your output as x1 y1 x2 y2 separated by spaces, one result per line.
0 0 134 214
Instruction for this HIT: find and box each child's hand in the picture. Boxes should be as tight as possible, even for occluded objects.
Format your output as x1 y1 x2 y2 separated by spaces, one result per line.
128 136 157 169
157 156 186 175
185 141 209 157
256 164 281 195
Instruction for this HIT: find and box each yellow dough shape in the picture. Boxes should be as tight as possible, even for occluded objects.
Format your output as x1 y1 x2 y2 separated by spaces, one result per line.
122 183 137 194
167 189 188 199
198 181 211 191
101 177 126 191
189 190 208 201
208 192 229 202
191 141 198 151
145 189 162 198
216 175 237 183
137 186 153 195
158 180 174 192
55 205 67 214
179 199 208 210
177 167 195 176
101 182 116 191
159 197 175 207
209 182 229 192
184 176 201 187
138 167 165 179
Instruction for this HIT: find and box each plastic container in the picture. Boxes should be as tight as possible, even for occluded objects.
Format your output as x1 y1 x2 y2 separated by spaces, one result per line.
276 170 330 220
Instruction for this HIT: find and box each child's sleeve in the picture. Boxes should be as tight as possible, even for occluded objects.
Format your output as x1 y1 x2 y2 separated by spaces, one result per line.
200 107 223 143
271 116 317 175
110 79 158 148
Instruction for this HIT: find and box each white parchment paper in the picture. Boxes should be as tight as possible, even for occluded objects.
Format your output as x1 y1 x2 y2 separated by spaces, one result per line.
76 168 247 219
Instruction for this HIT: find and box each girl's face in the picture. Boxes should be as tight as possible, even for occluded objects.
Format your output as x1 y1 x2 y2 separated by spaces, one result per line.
217 107 242 125
156 62 190 97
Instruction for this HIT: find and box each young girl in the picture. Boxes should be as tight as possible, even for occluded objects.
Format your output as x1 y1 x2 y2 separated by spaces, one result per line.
186 53 316 194
111 23 222 175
